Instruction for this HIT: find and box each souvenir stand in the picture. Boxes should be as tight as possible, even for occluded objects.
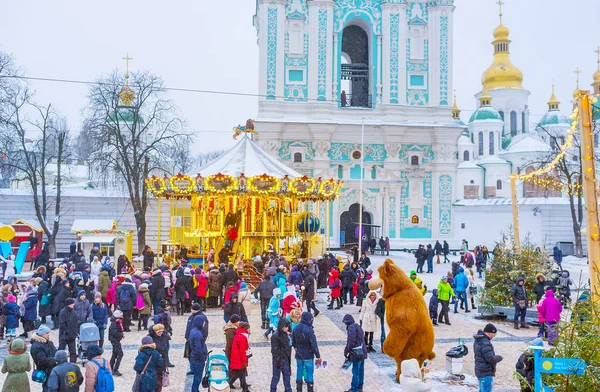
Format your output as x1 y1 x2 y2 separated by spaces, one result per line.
71 219 133 262
145 125 342 270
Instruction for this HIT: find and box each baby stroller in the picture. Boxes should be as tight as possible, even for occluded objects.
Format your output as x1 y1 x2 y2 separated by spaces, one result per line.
204 351 230 392
77 322 100 365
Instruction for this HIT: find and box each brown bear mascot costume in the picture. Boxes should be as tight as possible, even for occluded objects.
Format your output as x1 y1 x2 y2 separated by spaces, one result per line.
369 258 435 382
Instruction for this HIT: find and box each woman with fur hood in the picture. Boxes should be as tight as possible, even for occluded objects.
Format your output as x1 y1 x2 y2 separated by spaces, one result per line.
360 290 380 353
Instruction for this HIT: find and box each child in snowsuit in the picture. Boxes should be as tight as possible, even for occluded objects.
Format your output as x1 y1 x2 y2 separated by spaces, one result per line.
264 288 281 339
429 289 439 326
3 294 20 342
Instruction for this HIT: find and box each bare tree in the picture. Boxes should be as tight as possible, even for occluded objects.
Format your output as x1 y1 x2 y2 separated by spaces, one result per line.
0 84 69 258
83 70 189 254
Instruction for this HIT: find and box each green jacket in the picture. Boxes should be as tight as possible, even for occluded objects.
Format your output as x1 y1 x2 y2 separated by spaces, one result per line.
1 339 31 392
437 281 455 301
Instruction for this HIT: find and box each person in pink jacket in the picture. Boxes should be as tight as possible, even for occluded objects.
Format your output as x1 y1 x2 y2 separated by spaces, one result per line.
539 290 562 345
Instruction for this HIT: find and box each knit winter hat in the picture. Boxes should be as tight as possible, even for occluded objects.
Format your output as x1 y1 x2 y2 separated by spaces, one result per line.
113 310 123 318
230 314 241 323
65 298 75 306
273 288 281 296
55 350 68 363
483 323 497 334
7 294 16 302
184 268 192 276
94 292 102 299
141 336 153 346
37 325 51 336
152 323 165 333
191 303 201 311
139 283 149 292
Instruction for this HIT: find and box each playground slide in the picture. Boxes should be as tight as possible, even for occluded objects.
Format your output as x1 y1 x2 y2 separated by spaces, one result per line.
0 241 13 258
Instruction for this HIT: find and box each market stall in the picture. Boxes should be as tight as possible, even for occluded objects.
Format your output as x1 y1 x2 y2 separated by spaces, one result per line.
9 218 44 263
71 219 133 262
145 124 342 269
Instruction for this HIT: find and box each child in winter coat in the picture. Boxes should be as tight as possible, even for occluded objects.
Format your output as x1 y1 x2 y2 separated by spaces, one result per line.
360 290 380 352
327 269 342 309
264 288 281 339
137 283 152 331
539 290 562 346
91 293 108 348
399 358 432 392
429 289 439 326
535 297 546 338
1 338 31 392
108 310 124 376
2 294 20 342
21 289 39 338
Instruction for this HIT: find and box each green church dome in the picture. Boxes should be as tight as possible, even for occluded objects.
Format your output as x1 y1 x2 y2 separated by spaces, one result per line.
469 106 503 123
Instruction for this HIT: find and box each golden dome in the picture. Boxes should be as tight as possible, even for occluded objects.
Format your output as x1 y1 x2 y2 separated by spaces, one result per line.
493 24 510 41
482 3 523 90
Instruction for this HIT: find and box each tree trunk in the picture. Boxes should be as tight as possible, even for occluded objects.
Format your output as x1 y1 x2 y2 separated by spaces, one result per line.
135 212 147 256
568 193 583 257
47 234 57 259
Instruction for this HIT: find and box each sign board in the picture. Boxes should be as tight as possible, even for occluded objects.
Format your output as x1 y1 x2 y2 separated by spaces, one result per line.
533 347 587 392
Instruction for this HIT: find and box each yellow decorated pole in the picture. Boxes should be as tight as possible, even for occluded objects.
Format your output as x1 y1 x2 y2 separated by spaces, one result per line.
510 175 521 253
577 92 600 299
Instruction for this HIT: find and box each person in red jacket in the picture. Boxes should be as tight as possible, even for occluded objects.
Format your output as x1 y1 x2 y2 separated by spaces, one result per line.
281 285 298 317
229 322 251 392
195 269 209 311
327 269 342 310
227 225 238 248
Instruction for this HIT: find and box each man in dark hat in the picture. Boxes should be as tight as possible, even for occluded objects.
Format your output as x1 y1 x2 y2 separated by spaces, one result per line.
58 298 78 363
473 323 503 392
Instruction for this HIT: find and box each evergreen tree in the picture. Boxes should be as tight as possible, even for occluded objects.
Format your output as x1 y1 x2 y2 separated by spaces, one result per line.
480 231 552 309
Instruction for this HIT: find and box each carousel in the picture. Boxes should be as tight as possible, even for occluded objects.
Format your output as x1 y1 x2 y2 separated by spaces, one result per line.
145 121 342 268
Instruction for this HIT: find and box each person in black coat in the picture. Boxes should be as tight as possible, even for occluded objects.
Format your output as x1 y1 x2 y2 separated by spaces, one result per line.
224 292 247 323
302 269 319 317
117 279 137 331
142 245 155 270
339 264 356 305
150 269 166 314
30 325 58 392
415 245 425 273
443 240 450 263
292 312 321 392
175 272 192 316
342 314 367 392
426 244 435 273
270 318 292 392
108 310 125 376
38 279 52 323
148 323 169 389
253 275 275 329
473 324 503 389
374 297 386 347
429 289 439 326
51 279 71 329
58 298 78 363
221 264 239 288
317 257 329 289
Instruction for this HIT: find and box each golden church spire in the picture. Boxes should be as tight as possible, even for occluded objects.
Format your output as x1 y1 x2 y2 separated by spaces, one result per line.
592 46 600 95
119 53 136 106
479 86 492 107
573 67 581 99
548 82 560 111
452 90 461 120
481 1 523 90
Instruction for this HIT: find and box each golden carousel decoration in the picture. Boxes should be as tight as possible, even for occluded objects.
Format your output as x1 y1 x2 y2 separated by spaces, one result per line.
145 120 342 267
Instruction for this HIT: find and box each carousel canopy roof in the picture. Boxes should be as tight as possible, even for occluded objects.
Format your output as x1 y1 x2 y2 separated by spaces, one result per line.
198 134 301 178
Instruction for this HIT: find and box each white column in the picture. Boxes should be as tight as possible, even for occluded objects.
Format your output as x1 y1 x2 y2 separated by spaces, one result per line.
398 4 409 105
377 35 383 104
428 5 441 106
275 0 286 101
332 34 339 102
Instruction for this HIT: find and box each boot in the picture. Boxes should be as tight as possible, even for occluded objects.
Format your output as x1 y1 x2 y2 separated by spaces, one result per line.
306 382 314 392
520 322 530 329
296 380 303 392
514 322 520 330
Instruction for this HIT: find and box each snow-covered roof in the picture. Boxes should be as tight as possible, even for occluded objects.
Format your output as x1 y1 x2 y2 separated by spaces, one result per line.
454 197 574 206
457 161 482 169
71 219 116 232
195 134 301 178
11 218 43 231
475 155 510 165
502 134 551 154
458 135 474 146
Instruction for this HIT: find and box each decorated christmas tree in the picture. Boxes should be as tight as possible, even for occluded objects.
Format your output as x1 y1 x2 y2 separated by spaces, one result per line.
480 230 552 310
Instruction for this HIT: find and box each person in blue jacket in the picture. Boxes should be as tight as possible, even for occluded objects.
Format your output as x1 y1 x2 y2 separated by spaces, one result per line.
264 288 282 340
91 292 109 348
188 315 209 392
453 267 470 313
292 312 322 392
21 289 39 338
2 294 20 342
134 336 164 392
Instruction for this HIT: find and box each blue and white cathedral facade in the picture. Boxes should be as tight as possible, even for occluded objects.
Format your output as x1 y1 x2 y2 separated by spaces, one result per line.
253 0 463 247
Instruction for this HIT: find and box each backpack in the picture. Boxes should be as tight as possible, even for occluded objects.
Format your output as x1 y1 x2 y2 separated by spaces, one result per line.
119 286 132 305
136 294 145 310
91 359 115 392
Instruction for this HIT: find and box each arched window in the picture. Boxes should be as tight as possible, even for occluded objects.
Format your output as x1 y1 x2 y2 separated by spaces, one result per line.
411 215 419 224
341 25 371 107
337 165 343 179
411 156 419 166
489 132 495 155
496 179 502 190
478 132 484 155
510 111 517 136
463 150 470 161
293 152 303 163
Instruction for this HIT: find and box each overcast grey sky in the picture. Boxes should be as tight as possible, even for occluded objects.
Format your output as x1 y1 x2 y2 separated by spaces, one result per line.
1 0 598 151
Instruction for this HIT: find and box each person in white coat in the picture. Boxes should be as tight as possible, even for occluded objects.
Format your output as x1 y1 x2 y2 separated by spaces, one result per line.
237 282 251 316
359 290 380 353
399 358 432 392
466 268 478 311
